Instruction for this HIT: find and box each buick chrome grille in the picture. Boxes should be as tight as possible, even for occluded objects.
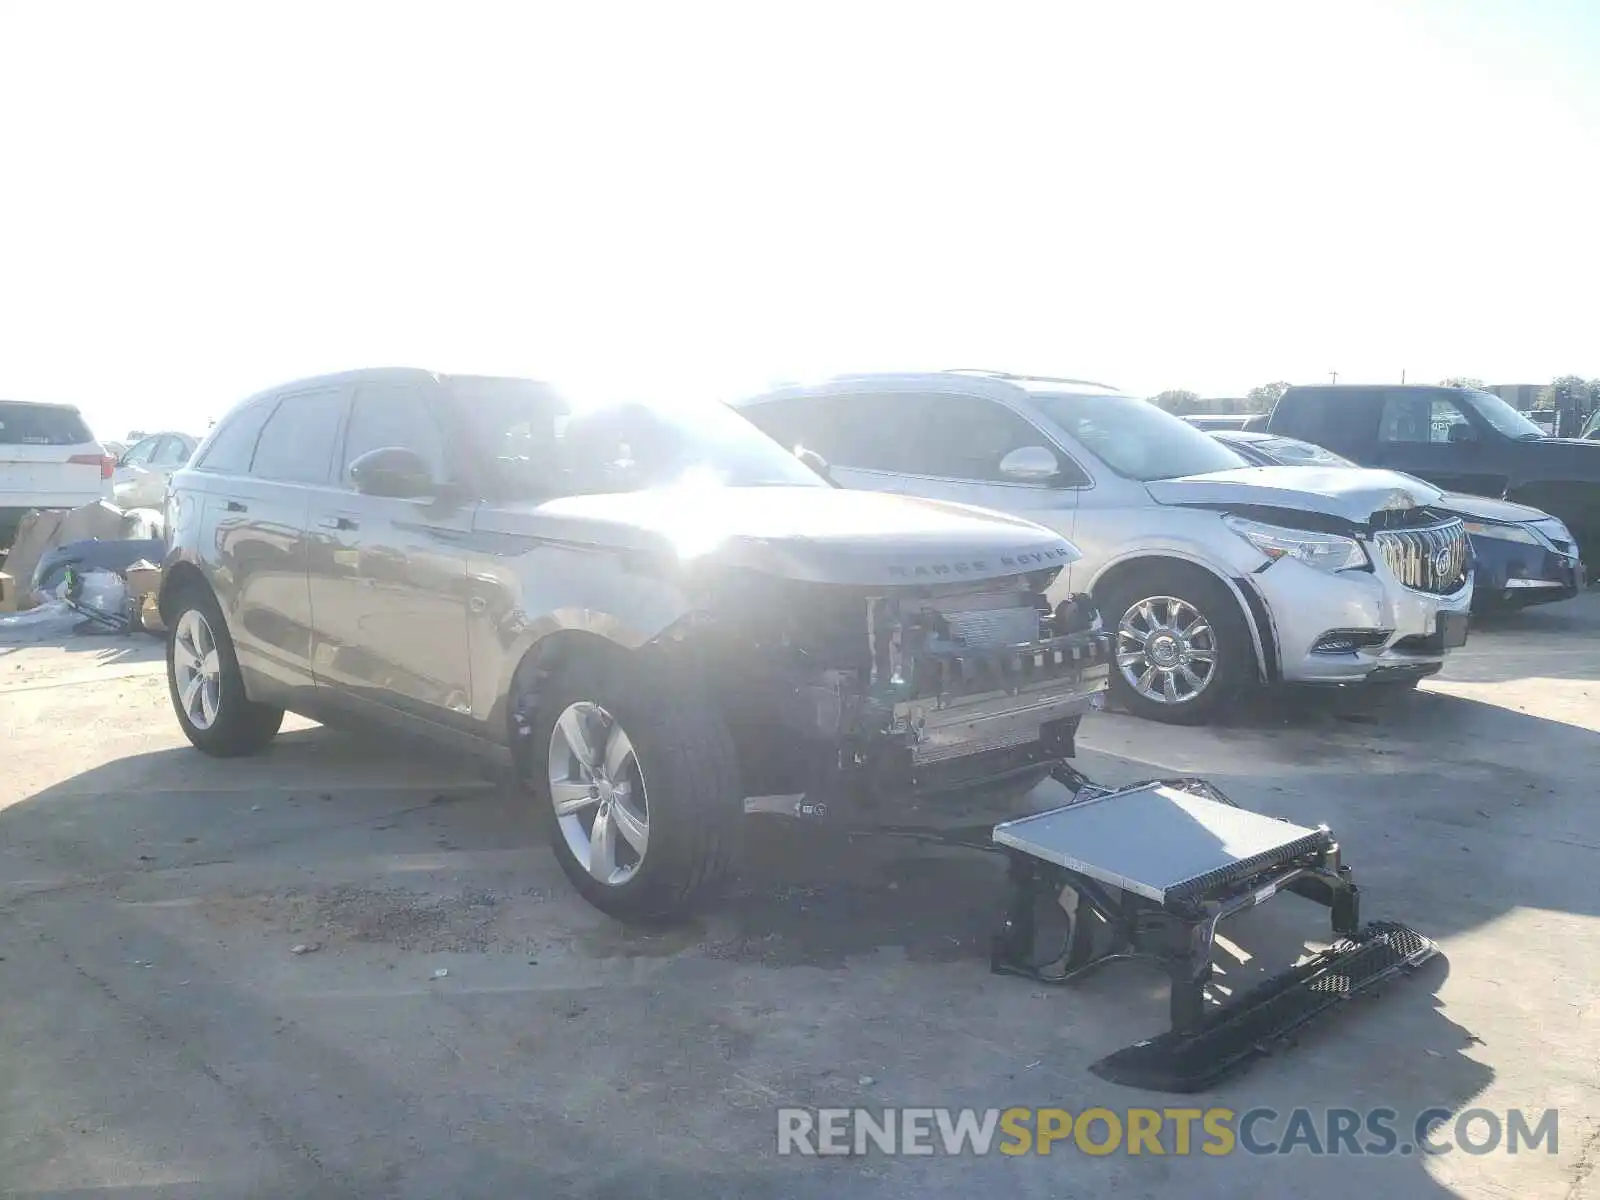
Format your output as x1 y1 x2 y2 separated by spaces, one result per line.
1373 519 1470 594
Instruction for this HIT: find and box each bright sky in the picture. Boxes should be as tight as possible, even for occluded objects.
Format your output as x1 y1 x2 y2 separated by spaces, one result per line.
2 1 1597 440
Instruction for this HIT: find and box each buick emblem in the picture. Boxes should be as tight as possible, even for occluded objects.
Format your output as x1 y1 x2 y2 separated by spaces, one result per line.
1432 547 1454 577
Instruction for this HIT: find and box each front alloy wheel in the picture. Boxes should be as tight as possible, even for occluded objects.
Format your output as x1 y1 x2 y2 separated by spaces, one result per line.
547 701 651 888
1115 594 1219 706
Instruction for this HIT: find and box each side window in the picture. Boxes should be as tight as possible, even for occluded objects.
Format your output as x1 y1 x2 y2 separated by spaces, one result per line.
153 436 194 467
121 437 159 466
1280 389 1378 454
248 390 345 484
897 393 1084 484
741 393 909 472
195 401 276 474
1379 392 1470 445
339 383 447 486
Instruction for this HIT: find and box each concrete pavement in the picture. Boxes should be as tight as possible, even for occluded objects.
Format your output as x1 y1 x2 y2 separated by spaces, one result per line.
2 592 1597 1198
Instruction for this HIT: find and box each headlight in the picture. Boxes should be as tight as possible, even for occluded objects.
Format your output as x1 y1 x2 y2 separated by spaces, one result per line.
1224 516 1369 572
1461 520 1541 546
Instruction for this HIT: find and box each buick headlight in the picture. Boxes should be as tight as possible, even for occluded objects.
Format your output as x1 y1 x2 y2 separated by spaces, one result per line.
1461 520 1540 546
1224 516 1369 572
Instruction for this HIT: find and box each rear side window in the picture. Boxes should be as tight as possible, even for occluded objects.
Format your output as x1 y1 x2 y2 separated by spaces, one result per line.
248 390 346 484
194 401 276 474
1275 389 1380 455
0 403 92 445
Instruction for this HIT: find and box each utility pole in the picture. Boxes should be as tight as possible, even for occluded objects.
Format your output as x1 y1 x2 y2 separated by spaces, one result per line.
1401 369 1406 384
1330 370 1339 384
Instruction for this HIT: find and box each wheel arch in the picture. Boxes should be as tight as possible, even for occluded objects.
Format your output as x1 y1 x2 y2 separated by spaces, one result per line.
500 627 636 766
1087 552 1277 684
157 559 212 624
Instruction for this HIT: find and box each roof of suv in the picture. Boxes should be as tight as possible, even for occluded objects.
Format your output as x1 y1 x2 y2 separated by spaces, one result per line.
737 370 1131 402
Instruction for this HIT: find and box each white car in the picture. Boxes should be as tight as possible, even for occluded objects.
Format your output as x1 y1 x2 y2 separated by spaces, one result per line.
112 431 199 509
731 370 1475 724
0 399 115 549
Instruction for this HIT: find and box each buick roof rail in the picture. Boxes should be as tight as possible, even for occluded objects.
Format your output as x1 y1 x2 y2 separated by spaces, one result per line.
943 368 1122 390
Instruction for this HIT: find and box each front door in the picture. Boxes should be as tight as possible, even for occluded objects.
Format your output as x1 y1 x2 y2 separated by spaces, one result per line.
306 378 477 728
1372 389 1510 498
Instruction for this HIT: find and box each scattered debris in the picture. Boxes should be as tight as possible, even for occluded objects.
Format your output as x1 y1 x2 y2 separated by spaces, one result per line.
1426 1049 1443 1058
431 968 450 979
857 1075 876 1086
290 943 320 955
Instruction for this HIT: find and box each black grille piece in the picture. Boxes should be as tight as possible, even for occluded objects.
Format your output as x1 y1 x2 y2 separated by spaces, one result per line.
1090 921 1438 1092
1374 519 1470 594
1310 628 1393 654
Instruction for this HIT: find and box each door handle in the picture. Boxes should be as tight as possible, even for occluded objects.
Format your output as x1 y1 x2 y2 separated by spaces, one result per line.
224 499 248 513
317 515 359 531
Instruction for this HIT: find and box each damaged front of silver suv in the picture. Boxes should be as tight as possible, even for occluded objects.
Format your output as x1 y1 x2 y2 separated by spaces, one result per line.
162 371 1440 1093
489 474 1114 924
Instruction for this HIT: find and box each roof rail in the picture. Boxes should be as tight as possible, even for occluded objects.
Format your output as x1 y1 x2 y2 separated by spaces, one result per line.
943 368 1122 390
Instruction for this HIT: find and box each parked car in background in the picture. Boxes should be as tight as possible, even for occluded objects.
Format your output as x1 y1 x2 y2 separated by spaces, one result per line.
1257 383 1600 554
0 400 115 549
1213 430 1584 613
731 371 1474 724
113 431 199 509
1182 414 1253 431
157 369 1112 921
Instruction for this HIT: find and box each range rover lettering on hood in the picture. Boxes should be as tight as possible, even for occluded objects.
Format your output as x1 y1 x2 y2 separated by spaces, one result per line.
1145 465 1444 524
887 545 1076 579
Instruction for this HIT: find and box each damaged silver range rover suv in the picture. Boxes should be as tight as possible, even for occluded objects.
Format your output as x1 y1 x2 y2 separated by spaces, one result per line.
158 370 1111 921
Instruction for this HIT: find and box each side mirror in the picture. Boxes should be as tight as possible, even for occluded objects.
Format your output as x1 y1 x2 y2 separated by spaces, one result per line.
349 446 441 499
998 445 1062 483
794 445 835 483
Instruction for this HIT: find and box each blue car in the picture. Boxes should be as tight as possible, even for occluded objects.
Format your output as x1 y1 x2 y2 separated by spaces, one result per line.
1212 430 1585 613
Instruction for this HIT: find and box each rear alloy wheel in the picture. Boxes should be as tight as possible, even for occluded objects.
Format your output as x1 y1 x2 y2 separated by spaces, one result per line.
165 585 284 756
1098 567 1251 725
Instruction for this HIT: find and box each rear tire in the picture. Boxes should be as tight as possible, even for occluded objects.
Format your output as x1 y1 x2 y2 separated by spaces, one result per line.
165 582 284 756
529 652 742 924
1095 564 1254 726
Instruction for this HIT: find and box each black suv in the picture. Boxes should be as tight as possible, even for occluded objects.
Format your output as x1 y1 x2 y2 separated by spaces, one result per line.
1260 384 1600 552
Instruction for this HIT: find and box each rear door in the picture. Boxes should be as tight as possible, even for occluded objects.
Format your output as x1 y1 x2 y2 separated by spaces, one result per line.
305 377 477 728
0 402 108 509
200 387 347 694
1268 387 1384 461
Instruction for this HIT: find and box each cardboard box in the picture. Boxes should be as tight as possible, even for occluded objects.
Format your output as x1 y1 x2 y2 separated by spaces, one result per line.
0 571 16 613
137 591 166 634
123 562 163 600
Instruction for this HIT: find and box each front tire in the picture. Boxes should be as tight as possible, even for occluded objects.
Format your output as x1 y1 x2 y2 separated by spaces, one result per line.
165 584 284 756
1096 564 1254 725
530 653 742 924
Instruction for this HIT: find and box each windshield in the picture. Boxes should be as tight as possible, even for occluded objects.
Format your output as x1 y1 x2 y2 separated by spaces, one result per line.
1457 390 1546 440
449 379 827 499
1245 436 1358 469
1029 392 1249 481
